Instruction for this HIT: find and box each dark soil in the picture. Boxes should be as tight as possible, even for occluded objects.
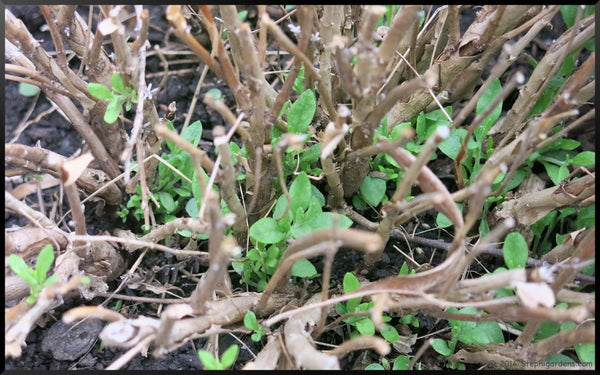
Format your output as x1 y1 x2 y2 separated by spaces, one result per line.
4 4 582 371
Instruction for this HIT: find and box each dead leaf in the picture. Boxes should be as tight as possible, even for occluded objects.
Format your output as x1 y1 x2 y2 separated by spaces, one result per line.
511 281 555 308
61 153 94 186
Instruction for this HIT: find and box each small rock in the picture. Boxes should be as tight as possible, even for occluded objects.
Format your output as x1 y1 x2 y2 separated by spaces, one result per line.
41 319 103 361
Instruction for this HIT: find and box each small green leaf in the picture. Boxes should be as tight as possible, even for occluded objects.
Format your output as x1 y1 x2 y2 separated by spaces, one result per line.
438 128 463 160
247 248 261 261
251 332 262 342
289 171 311 214
310 184 326 207
35 244 54 284
503 232 528 269
380 324 400 343
87 82 114 100
220 344 239 368
249 217 287 244
343 272 361 294
432 338 453 356
574 343 595 365
560 5 594 29
181 120 203 147
9 254 37 287
438 204 461 229
104 96 124 124
365 363 385 370
110 73 126 94
291 259 317 278
43 273 59 288
156 192 176 212
198 350 223 370
571 151 595 166
415 112 427 142
545 353 576 365
392 355 411 370
238 10 248 22
476 78 503 134
19 82 41 97
457 320 504 344
343 272 361 312
288 89 316 134
205 88 222 99
355 317 375 336
335 302 347 316
398 262 409 276
359 175 387 207
185 198 199 218
244 311 260 331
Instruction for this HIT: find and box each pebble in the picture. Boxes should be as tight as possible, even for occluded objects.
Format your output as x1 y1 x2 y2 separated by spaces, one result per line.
41 319 103 361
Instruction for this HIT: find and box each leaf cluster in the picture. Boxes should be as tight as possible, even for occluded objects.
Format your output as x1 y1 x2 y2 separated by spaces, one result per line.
88 73 138 124
8 244 59 305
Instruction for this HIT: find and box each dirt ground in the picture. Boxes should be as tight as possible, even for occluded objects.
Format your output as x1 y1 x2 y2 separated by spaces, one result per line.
4 5 592 371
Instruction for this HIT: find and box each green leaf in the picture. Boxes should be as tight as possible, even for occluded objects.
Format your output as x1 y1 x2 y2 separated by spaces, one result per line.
432 338 453 356
35 244 54 284
310 184 326 207
206 88 222 99
9 254 37 287
249 217 287 244
104 96 124 124
415 112 427 142
197 350 223 370
571 151 595 166
291 259 317 278
365 363 385 370
438 128 463 160
292 68 305 94
293 212 352 238
503 232 529 269
247 248 261 262
560 5 594 29
545 353 576 365
343 272 361 312
343 272 361 294
380 324 400 343
110 73 126 94
185 198 199 218
476 78 503 134
244 311 260 330
541 137 580 152
289 171 311 214
359 175 387 207
392 355 411 370
43 273 59 288
575 343 595 365
220 344 239 368
436 203 462 228
355 317 375 336
156 192 176 212
540 160 568 185
398 262 409 276
300 143 321 167
457 320 504 344
87 82 114 100
19 82 41 97
288 89 316 134
181 120 203 147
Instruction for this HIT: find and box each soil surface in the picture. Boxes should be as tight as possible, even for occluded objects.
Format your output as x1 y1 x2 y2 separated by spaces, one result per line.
4 5 589 371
